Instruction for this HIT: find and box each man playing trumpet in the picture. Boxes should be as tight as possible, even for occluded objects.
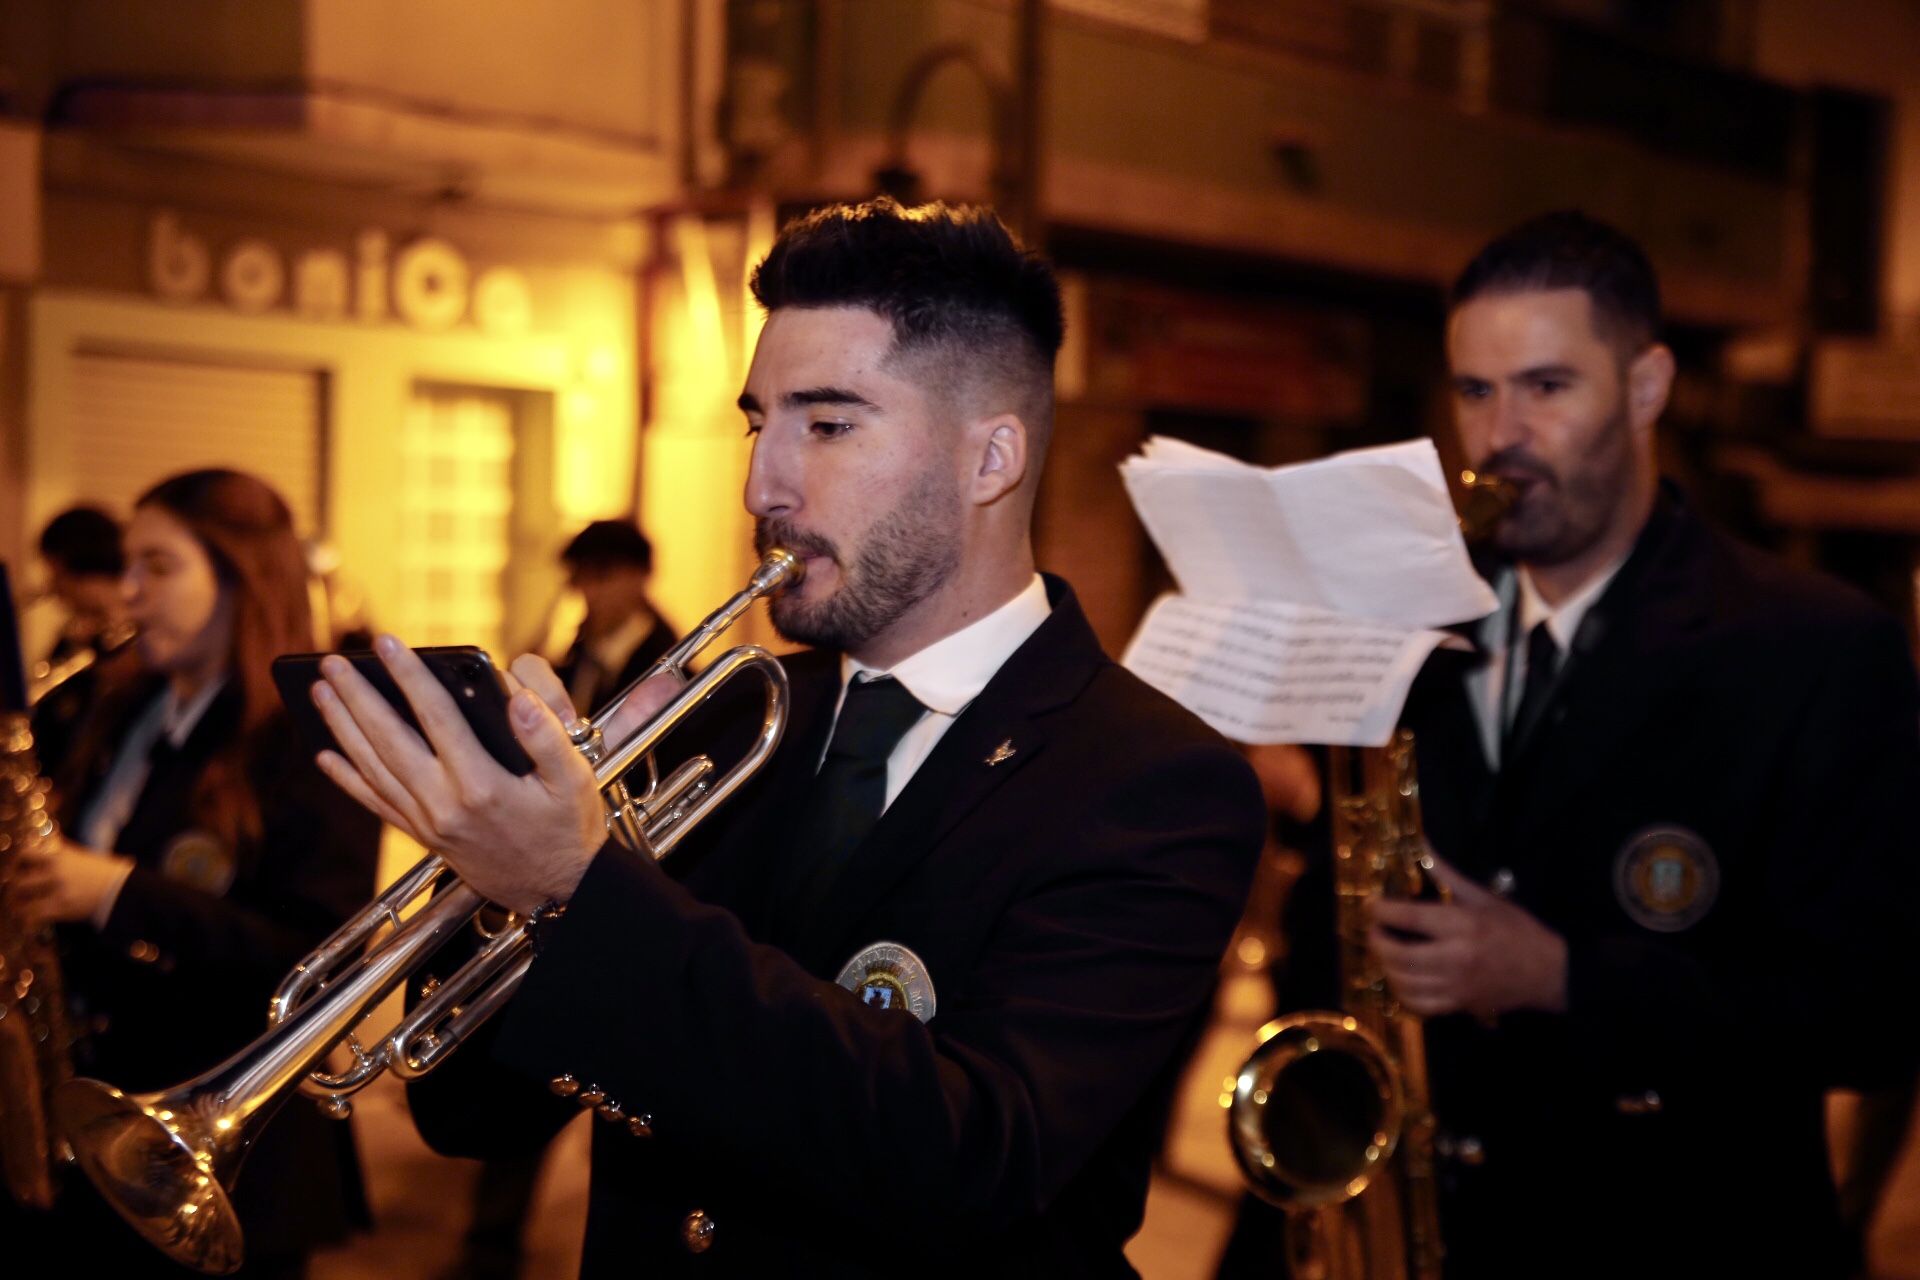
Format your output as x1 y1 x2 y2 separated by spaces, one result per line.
312 198 1265 1276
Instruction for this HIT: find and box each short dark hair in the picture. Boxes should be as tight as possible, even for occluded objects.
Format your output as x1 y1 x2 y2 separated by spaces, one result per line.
562 520 653 573
38 505 124 577
749 197 1064 416
1450 211 1661 352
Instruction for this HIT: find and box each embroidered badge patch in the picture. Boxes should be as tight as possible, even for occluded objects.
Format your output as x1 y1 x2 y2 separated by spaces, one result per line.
159 829 238 896
1613 826 1718 933
836 941 936 1022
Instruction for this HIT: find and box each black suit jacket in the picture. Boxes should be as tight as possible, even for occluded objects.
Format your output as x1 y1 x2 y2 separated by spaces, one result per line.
39 680 382 1265
556 612 676 714
1275 486 1920 1279
411 577 1265 1277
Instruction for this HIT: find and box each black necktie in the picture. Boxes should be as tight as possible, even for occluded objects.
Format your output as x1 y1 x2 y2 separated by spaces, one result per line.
787 676 927 911
1505 621 1560 757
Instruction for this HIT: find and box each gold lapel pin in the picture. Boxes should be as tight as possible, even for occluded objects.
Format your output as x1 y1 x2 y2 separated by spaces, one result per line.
984 739 1016 767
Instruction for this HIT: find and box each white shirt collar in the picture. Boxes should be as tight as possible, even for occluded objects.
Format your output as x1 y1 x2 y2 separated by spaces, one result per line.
162 676 229 748
585 610 654 673
1515 546 1633 653
842 575 1051 714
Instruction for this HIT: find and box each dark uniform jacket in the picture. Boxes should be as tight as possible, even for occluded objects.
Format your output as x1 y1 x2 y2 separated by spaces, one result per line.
555 611 676 714
410 577 1266 1277
22 678 381 1271
1262 485 1920 1279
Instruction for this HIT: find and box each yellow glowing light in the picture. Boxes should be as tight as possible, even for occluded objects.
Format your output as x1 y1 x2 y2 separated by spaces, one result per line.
215 1118 233 1132
1218 1092 1233 1109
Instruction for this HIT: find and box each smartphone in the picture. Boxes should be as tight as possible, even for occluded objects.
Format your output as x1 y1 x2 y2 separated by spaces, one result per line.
273 645 536 776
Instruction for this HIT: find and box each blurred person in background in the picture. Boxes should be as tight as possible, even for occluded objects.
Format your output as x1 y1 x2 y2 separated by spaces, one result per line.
3 469 381 1278
29 505 131 776
554 520 674 714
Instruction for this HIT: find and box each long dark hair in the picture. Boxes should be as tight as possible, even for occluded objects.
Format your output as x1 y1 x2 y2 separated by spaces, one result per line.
72 469 313 851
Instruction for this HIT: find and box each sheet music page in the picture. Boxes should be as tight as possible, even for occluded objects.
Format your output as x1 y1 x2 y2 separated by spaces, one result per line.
1117 437 1495 746
1120 437 1496 628
1123 596 1456 747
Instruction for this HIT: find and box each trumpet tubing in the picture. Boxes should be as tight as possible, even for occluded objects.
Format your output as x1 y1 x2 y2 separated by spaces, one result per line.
52 549 803 1275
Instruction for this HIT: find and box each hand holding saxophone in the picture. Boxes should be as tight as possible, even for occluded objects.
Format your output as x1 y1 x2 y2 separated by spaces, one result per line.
310 636 678 913
7 834 133 926
1367 855 1569 1018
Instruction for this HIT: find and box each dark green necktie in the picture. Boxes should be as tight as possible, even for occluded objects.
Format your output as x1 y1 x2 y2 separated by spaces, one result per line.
787 675 927 911
1505 620 1560 759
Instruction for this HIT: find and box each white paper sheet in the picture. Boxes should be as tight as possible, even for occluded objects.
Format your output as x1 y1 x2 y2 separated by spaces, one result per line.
1120 437 1497 628
1122 596 1456 747
1117 436 1495 746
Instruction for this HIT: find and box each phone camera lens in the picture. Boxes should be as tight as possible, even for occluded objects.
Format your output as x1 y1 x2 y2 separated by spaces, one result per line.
462 685 476 699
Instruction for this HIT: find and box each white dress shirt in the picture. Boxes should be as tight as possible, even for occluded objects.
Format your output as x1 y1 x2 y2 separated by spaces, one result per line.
831 574 1052 809
77 677 228 926
567 610 658 711
1466 554 1629 770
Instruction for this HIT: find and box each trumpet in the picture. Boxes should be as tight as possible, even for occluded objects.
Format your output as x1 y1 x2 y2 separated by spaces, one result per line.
51 548 804 1275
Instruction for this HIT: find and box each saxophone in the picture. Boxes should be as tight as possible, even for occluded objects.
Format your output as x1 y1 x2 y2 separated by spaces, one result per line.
0 710 78 1209
1223 470 1514 1280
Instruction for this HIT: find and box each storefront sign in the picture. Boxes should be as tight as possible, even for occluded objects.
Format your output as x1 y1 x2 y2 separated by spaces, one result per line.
148 211 533 335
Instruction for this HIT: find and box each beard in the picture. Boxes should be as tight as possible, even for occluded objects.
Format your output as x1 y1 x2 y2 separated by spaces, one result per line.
1481 403 1633 567
753 465 963 652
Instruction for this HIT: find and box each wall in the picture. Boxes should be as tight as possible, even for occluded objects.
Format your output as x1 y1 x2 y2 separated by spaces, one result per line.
1751 0 1920 328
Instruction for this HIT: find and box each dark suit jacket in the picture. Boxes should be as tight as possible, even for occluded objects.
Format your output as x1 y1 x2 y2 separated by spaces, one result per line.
1273 485 1920 1279
556 611 676 714
38 679 382 1266
410 577 1265 1277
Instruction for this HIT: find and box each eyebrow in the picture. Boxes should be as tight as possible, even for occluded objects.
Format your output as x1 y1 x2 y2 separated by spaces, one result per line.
735 386 880 415
1513 364 1580 382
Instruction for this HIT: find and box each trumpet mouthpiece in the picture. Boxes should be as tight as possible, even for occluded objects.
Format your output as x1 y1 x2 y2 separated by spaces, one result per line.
752 548 805 595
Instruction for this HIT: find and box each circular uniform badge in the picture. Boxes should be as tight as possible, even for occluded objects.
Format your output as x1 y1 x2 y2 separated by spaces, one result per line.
836 941 936 1022
159 829 238 896
1613 826 1718 933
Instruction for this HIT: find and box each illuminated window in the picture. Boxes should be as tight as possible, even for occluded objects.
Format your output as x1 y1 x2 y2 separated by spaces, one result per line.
390 386 517 656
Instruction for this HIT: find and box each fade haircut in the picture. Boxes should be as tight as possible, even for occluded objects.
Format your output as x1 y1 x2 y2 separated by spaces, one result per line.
749 197 1064 441
1451 211 1662 357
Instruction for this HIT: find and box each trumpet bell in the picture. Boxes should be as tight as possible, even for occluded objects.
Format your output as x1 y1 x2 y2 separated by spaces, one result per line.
1228 1013 1404 1210
54 1078 246 1274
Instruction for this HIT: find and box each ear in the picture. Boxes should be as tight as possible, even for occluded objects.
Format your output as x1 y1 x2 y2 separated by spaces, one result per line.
1625 343 1675 437
967 414 1030 506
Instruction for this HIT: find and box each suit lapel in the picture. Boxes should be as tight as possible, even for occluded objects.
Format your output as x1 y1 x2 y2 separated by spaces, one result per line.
1492 492 1710 847
673 652 841 938
785 579 1106 969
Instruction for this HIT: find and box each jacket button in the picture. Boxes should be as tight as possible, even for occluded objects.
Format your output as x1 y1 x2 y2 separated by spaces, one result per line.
628 1113 654 1139
1456 1135 1486 1166
549 1074 581 1098
577 1086 607 1107
1617 1090 1663 1115
128 939 160 963
595 1101 625 1123
681 1209 715 1254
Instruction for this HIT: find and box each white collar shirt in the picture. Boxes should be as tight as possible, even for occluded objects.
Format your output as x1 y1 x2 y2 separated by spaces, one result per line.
1466 551 1630 770
830 574 1052 810
569 610 657 710
77 676 229 928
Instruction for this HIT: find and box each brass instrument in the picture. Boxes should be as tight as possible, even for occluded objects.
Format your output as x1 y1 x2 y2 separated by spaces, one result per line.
0 712 79 1211
52 549 803 1275
1225 470 1516 1280
26 620 136 707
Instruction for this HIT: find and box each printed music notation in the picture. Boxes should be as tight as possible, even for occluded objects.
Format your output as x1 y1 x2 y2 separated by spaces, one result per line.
1118 438 1493 746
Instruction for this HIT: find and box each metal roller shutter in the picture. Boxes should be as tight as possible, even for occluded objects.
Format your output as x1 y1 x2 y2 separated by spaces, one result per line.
67 350 325 531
